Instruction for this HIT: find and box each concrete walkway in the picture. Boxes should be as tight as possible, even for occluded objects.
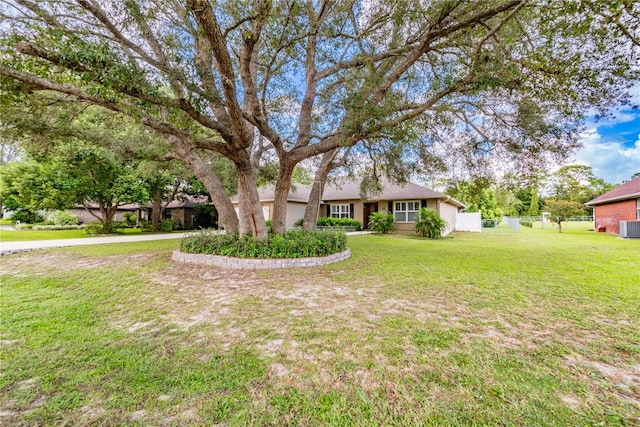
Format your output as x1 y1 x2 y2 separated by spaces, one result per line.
0 232 189 255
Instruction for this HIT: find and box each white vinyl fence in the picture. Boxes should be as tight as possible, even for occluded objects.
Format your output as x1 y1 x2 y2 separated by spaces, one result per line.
455 212 482 232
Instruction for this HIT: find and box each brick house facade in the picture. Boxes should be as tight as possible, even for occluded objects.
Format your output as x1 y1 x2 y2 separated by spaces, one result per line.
586 177 640 235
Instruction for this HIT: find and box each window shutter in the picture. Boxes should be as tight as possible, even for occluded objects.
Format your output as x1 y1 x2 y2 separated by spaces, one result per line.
388 201 393 213
326 204 331 217
421 199 427 209
349 203 354 218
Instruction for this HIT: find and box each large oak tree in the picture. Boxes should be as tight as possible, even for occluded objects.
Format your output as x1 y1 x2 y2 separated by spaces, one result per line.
0 0 637 237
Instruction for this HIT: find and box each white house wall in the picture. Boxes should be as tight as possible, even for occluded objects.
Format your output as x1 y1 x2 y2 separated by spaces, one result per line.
286 202 307 228
438 201 459 236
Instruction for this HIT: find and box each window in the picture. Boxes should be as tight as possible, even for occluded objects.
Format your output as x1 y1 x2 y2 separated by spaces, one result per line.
331 204 350 219
637 198 640 220
394 201 420 222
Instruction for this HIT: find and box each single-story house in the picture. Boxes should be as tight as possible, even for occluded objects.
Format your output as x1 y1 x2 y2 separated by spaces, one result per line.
585 176 640 235
232 178 465 236
69 203 145 224
163 195 215 229
68 195 214 229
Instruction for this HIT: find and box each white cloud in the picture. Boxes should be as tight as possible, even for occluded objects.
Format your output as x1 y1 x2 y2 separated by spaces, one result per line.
571 128 640 184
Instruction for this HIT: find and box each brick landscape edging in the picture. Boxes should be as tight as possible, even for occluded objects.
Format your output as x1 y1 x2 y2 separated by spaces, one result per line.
171 248 351 269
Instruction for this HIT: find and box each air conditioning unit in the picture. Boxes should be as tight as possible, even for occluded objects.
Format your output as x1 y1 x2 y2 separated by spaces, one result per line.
620 220 640 238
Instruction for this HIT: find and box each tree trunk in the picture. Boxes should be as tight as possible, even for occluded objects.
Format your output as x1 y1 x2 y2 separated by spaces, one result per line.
237 185 251 235
236 158 267 239
151 188 162 231
270 161 295 235
302 150 338 231
171 138 239 234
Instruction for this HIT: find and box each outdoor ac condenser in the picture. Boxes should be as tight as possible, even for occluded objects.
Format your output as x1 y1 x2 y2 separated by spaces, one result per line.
619 220 640 238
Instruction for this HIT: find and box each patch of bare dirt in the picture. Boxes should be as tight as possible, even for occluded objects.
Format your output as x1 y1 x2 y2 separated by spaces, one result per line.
565 354 640 406
558 392 582 410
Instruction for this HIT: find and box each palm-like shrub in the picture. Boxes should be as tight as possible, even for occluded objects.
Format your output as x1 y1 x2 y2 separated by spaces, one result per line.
414 208 447 238
368 212 395 234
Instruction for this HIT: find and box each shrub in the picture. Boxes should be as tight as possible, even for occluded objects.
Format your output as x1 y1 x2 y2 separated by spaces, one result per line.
11 209 44 224
47 211 79 226
139 220 153 232
13 223 33 230
159 219 180 232
316 217 362 231
32 225 85 230
293 218 303 227
85 221 125 235
85 222 104 234
519 219 533 228
122 212 136 227
180 229 347 259
368 212 395 234
414 208 447 238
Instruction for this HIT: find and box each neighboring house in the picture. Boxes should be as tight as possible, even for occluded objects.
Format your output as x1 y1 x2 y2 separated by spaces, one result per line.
69 203 145 224
163 195 215 229
585 176 640 235
69 195 214 229
232 178 465 236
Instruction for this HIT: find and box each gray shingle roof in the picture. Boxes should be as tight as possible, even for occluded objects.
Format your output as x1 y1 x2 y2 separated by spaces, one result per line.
231 184 311 203
231 178 465 208
322 178 465 208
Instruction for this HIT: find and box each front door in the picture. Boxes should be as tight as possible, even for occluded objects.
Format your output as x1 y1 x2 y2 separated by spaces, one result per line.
363 203 378 229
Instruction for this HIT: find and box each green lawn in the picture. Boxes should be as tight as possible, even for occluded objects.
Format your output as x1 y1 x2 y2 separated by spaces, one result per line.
1 223 638 426
0 227 146 242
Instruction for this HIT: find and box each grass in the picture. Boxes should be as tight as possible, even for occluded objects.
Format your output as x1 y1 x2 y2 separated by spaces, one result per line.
1 222 638 425
0 227 148 242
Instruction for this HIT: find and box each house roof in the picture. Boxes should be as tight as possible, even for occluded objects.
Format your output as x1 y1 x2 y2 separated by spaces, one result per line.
235 178 465 208
323 178 466 208
230 184 311 203
164 195 211 209
585 176 640 206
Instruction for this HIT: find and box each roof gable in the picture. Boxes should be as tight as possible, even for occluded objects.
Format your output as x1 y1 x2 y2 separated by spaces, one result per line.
322 178 465 208
230 178 465 208
586 176 640 205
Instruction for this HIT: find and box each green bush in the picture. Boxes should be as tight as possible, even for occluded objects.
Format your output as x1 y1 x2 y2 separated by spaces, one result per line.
139 220 153 232
32 225 84 230
159 219 180 232
11 209 44 224
316 217 362 230
293 218 303 227
368 212 395 234
122 212 136 227
85 221 125 235
13 223 33 230
414 208 447 238
180 230 347 259
519 219 533 228
47 211 79 226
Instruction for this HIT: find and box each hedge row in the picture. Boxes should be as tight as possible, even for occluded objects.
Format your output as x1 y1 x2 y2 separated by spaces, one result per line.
32 225 85 230
180 229 347 259
293 217 362 231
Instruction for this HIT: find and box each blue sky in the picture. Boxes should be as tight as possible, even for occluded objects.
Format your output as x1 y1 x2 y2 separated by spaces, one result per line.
570 103 640 185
